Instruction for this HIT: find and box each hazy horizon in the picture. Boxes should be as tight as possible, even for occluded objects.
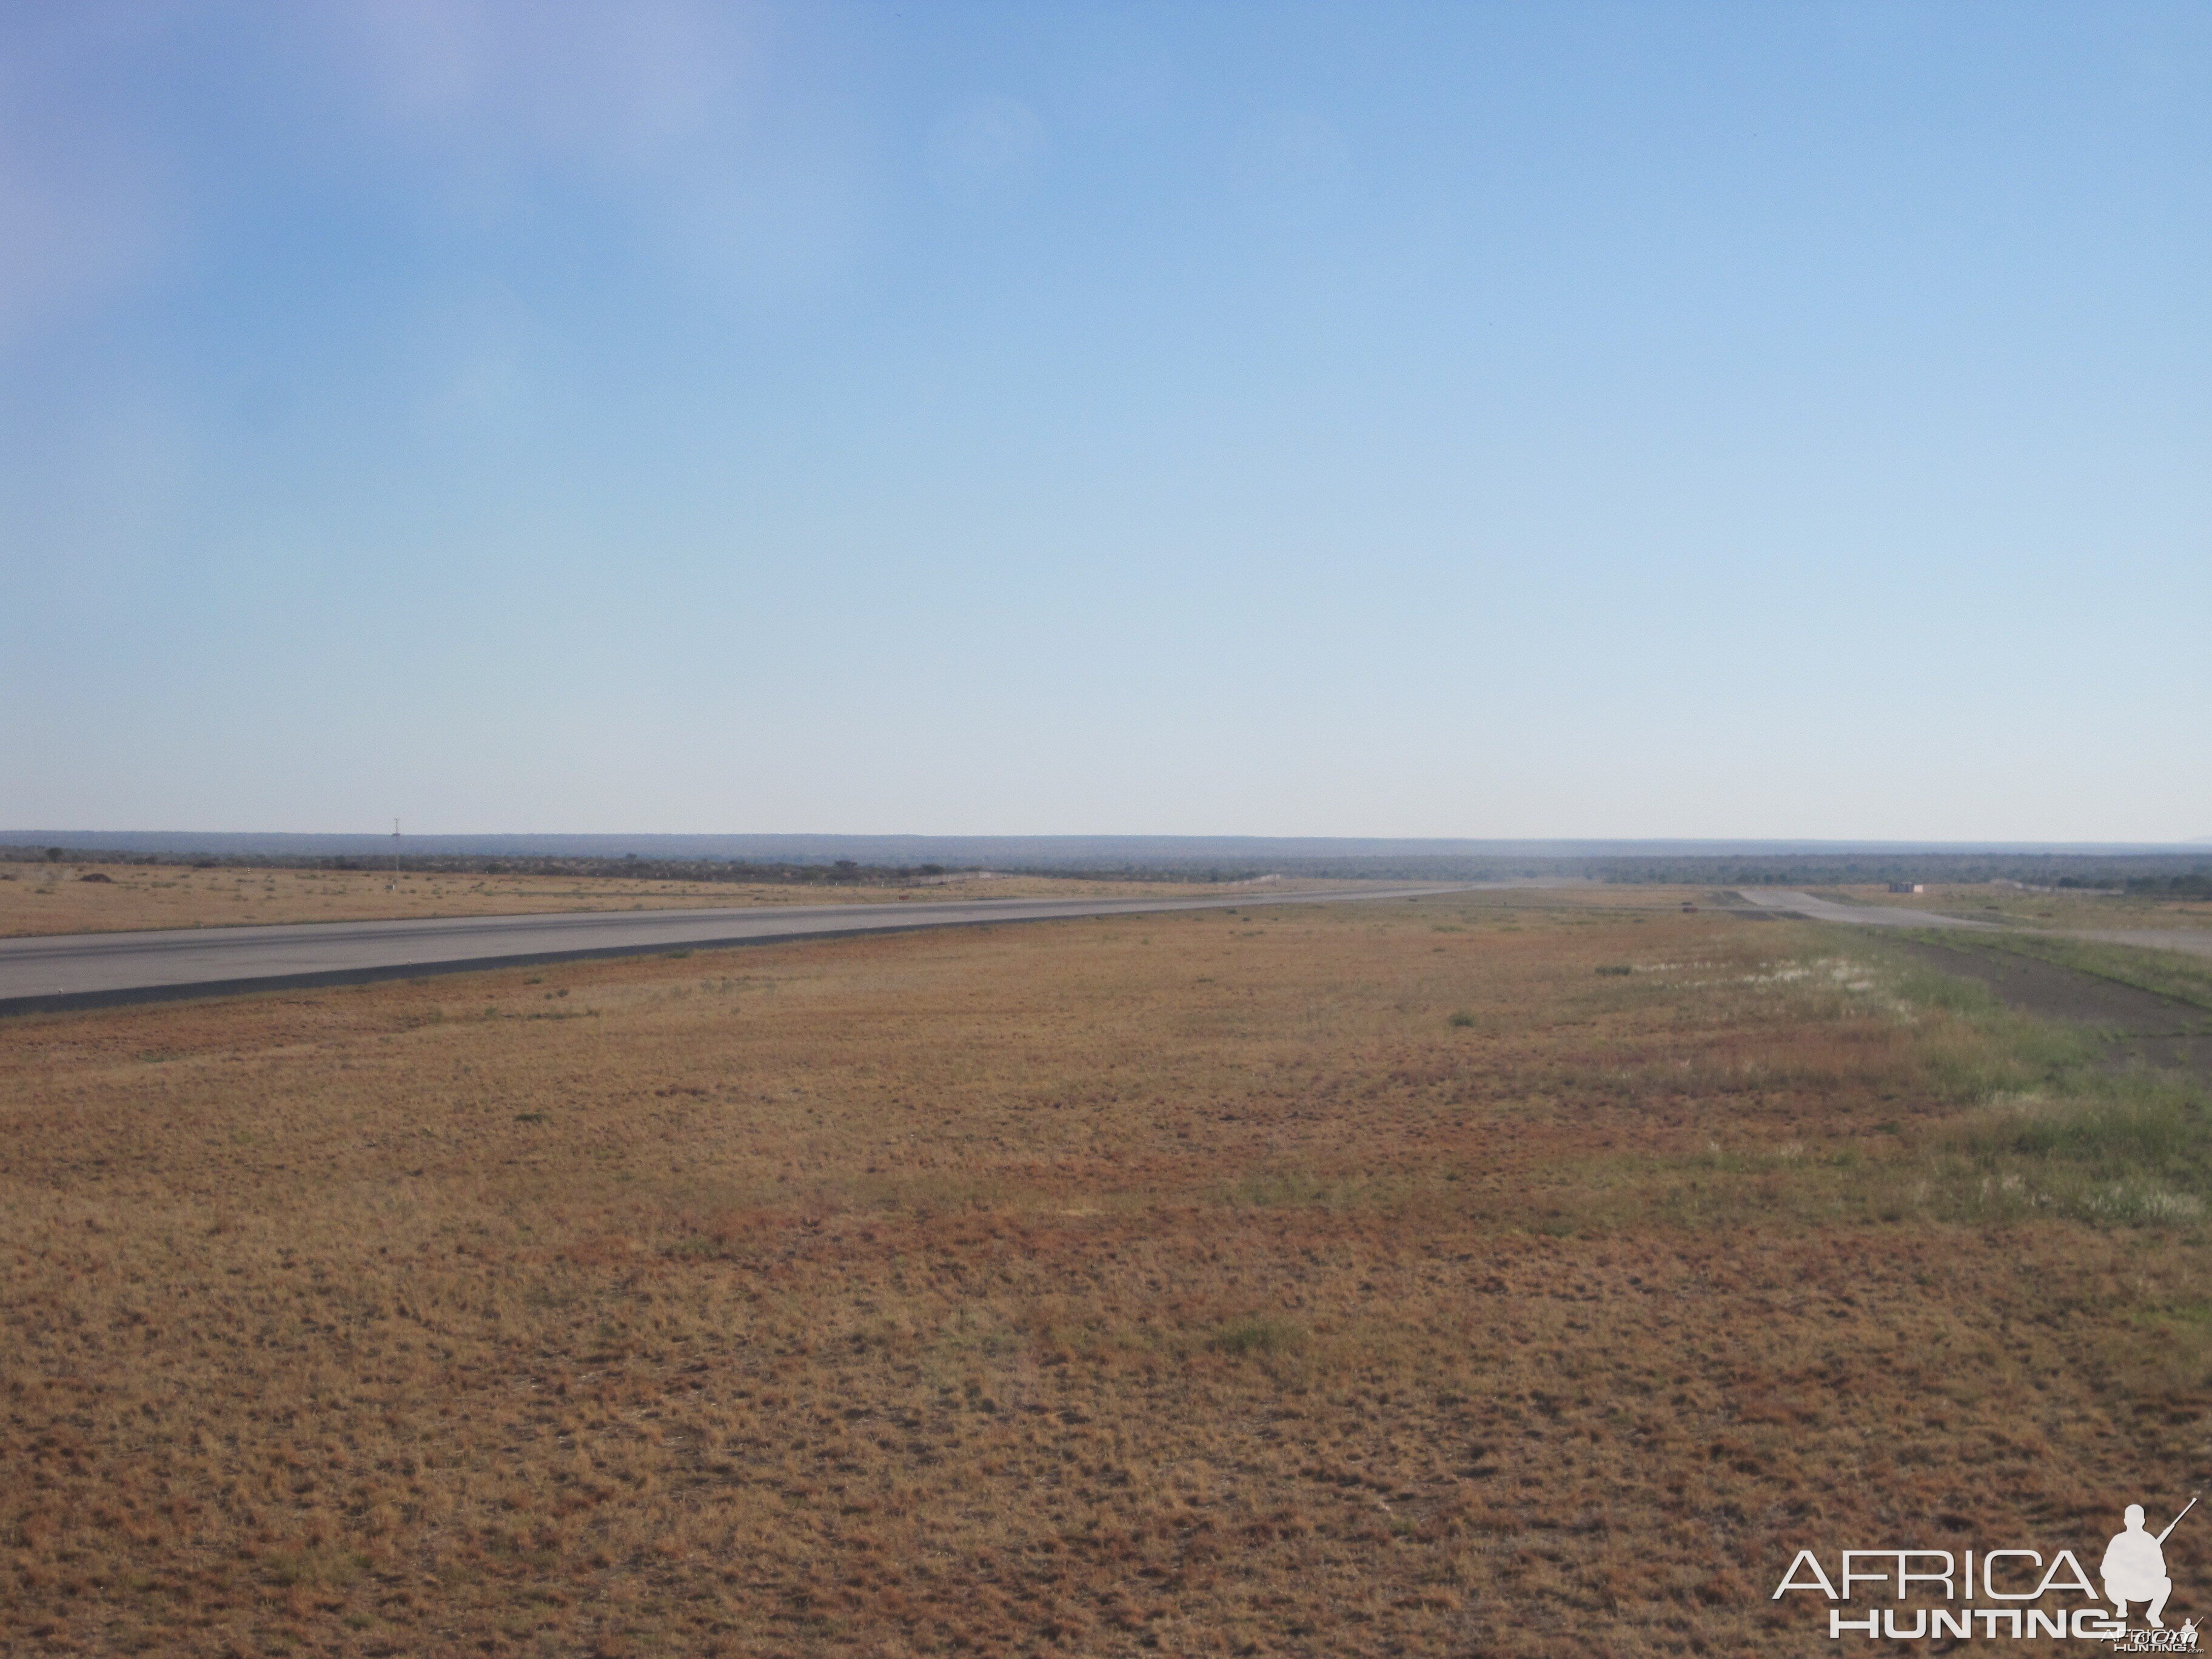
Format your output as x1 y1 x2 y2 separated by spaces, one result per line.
5 4 2205 840
5 829 2204 858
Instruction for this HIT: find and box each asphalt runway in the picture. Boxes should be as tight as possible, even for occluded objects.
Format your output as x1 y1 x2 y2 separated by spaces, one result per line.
0 883 1500 1016
1737 890 2212 959
1735 890 1998 930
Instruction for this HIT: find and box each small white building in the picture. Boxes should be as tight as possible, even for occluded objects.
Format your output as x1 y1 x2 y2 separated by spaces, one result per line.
1887 882 1926 894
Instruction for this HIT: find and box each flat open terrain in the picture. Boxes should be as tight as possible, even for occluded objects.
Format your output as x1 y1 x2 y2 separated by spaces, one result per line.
0 884 1463 1014
1817 882 2212 934
0 864 1300 940
4 890 2210 1655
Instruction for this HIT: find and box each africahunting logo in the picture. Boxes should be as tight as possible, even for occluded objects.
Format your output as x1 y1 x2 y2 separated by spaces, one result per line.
1772 1495 2201 1647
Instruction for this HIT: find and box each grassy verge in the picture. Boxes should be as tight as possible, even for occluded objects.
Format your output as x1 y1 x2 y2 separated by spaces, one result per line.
1599 937 2212 1234
1844 936 2212 1228
1904 927 2212 1014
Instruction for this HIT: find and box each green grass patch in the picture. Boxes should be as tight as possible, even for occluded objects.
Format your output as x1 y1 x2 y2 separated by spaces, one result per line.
1911 1074 2212 1225
1586 937 2212 1233
1854 937 2212 1225
1914 930 2212 1016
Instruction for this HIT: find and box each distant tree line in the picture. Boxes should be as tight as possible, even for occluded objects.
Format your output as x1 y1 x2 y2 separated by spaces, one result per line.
5 843 2205 893
1000 854 2212 888
1597 854 2212 889
0 847 965 886
2123 871 2212 896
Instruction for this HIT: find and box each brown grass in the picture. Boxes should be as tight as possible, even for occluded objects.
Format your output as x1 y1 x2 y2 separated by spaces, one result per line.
1 891 2206 1655
0 863 1303 939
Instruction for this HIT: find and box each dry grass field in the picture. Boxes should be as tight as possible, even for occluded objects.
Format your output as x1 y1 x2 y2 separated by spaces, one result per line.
4 890 2209 1656
0 865 1286 939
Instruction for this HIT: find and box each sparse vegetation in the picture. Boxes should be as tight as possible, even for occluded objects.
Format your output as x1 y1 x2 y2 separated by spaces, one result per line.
1833 880 2212 934
0 862 1316 939
1911 928 2212 1013
1 894 2208 1655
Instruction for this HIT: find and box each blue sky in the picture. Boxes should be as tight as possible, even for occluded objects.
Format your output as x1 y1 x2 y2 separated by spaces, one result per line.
2 2 2205 839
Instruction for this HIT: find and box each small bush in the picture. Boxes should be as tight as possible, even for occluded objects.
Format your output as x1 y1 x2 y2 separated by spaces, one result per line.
1447 1010 1476 1028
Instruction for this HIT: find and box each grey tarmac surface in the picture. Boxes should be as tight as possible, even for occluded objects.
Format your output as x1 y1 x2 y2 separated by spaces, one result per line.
1738 888 2212 958
0 882 1517 1016
1735 890 2000 929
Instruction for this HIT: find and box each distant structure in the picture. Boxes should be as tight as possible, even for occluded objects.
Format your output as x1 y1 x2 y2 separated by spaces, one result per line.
1888 882 1926 894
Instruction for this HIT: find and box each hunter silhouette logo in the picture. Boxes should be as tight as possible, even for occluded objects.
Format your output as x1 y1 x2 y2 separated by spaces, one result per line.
1772 1492 2202 1645
2105 1499 2193 1629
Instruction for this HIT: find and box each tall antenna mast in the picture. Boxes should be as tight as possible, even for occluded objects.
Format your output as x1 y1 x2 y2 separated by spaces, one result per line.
390 818 400 893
